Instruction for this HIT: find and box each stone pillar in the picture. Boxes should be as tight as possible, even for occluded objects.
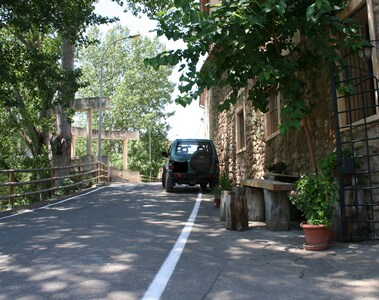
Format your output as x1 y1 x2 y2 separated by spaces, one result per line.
87 108 93 156
123 138 128 170
71 135 77 158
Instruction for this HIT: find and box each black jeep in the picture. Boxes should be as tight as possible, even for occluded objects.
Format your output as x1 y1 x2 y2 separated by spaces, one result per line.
161 139 219 192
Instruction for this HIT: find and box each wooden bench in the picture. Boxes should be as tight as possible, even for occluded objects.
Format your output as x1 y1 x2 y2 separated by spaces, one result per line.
240 179 296 231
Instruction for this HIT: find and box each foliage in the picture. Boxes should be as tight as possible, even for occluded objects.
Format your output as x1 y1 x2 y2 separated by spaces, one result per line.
72 137 89 158
121 0 172 17
146 0 366 133
75 25 174 175
0 0 112 40
0 0 173 174
211 171 232 198
289 173 338 226
0 120 50 203
0 27 60 159
319 150 362 178
320 152 338 178
0 127 30 170
55 178 76 196
0 0 114 166
127 127 169 178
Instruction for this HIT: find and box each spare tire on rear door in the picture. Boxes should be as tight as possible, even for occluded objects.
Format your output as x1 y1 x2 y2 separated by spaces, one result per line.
190 150 212 173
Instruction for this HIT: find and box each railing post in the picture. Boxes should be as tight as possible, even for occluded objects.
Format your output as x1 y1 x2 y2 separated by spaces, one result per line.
107 156 110 184
100 162 103 183
78 163 83 188
51 168 56 197
9 170 14 209
97 161 101 185
101 161 104 183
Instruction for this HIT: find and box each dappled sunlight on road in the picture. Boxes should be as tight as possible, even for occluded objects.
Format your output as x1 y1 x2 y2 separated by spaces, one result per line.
161 194 379 300
0 183 204 299
1 183 378 300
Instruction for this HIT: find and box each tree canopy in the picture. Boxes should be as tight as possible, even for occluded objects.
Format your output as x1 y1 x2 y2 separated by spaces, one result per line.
0 0 115 168
147 0 367 133
76 25 174 176
121 0 172 17
0 0 171 170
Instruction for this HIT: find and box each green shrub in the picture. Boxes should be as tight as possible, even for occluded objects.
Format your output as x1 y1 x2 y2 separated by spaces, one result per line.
289 173 338 227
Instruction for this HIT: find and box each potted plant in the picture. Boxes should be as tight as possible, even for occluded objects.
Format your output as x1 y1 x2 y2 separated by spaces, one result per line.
211 171 232 208
211 186 222 208
289 173 339 250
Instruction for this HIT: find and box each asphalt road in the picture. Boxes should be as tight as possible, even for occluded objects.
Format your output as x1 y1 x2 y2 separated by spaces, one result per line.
0 183 210 300
1 182 379 300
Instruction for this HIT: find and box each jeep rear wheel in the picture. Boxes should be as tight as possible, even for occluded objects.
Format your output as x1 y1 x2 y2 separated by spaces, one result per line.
165 172 174 192
161 171 166 188
190 150 212 173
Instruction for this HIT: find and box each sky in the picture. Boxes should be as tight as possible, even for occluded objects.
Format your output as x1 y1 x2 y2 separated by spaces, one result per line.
94 0 206 140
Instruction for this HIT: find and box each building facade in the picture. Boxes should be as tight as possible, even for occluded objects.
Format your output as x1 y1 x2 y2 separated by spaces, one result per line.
201 0 379 240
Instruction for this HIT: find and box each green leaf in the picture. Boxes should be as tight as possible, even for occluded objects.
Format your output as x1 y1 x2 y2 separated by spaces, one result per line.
174 0 185 8
145 0 366 136
190 10 199 24
306 4 315 21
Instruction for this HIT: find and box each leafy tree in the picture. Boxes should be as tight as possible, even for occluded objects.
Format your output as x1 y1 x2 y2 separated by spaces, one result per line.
117 0 172 17
0 24 59 164
76 25 174 177
0 0 173 173
128 126 170 179
147 0 366 133
0 0 112 171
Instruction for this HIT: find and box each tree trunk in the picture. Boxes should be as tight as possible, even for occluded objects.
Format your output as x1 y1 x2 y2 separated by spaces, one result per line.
50 38 74 178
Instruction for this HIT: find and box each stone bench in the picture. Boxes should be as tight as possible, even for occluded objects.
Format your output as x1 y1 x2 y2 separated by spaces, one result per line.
240 179 296 231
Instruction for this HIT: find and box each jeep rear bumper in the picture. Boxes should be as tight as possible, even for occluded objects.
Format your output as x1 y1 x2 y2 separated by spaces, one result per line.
171 171 218 185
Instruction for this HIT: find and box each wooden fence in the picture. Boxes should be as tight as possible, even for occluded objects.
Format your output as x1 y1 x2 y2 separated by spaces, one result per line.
0 161 108 210
140 175 161 183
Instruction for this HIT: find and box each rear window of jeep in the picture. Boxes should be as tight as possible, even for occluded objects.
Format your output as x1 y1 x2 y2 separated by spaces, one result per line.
175 141 212 156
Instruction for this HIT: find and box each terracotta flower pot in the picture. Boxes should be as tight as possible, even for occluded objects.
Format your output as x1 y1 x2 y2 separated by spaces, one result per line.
300 222 330 251
214 198 221 208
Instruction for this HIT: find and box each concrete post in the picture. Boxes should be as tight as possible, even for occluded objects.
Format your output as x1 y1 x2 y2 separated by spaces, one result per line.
87 108 93 156
123 138 128 170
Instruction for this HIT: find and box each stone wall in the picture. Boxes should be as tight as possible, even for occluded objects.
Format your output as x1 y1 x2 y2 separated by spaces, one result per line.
208 81 336 181
265 99 336 175
208 86 266 183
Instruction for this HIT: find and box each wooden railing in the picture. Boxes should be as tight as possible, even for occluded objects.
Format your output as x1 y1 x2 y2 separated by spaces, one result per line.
0 161 108 210
140 175 160 183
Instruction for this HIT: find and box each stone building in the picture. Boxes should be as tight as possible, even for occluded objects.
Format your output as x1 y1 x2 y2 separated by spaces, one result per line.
200 0 379 240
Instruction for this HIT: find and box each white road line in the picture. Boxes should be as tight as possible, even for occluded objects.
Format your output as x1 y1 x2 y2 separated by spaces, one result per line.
142 192 202 300
0 186 105 221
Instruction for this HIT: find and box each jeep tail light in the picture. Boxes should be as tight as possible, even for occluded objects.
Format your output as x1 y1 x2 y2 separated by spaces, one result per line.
168 160 174 170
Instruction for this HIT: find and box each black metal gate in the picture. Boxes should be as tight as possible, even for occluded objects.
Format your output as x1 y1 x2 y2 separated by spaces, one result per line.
330 64 379 241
